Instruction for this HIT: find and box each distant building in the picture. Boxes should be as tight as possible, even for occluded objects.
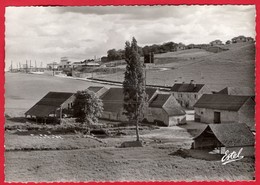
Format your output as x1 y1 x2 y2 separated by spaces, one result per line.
209 40 223 46
59 57 71 69
231 35 254 43
171 81 212 109
147 94 186 126
87 86 108 97
216 86 255 96
175 43 186 51
46 62 59 70
25 92 75 123
193 123 255 156
86 62 100 67
194 94 255 130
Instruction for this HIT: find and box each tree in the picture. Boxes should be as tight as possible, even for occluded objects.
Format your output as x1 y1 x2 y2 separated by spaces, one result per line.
72 89 103 126
123 37 147 141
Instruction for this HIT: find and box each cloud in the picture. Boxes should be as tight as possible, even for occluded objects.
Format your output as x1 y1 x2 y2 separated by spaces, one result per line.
5 5 256 70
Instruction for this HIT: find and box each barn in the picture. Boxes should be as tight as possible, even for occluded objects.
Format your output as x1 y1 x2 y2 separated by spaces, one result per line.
171 81 212 109
147 94 186 126
100 87 158 121
194 94 255 130
193 123 255 156
25 92 75 123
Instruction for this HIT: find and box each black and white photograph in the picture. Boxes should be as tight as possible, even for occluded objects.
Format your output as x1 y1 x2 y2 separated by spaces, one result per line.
4 5 256 182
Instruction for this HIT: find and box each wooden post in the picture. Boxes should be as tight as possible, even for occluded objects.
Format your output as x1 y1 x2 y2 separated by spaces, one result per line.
60 106 62 124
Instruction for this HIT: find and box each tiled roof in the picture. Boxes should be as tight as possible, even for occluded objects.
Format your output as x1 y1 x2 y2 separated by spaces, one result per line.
194 94 251 111
171 83 204 93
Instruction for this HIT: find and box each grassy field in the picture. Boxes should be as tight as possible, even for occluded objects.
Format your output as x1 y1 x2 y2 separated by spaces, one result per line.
95 43 255 91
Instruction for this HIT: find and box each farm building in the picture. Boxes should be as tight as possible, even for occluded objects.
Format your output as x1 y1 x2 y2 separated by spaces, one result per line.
100 87 158 122
171 81 212 109
147 94 186 126
87 86 108 97
194 94 255 130
216 86 255 96
175 43 186 51
25 92 75 123
193 123 255 156
209 40 223 46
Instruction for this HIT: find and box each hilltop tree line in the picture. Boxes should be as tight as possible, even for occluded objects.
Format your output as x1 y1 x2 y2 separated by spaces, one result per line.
105 42 179 62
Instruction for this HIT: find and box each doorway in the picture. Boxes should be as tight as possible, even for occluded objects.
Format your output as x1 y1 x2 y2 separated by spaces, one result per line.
214 112 221 124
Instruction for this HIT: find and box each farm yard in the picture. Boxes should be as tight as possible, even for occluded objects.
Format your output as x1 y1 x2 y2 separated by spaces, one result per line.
4 66 255 181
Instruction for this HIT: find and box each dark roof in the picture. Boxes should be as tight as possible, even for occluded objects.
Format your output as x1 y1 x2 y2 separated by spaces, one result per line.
217 87 255 96
194 123 255 147
194 94 251 111
88 86 104 93
101 87 157 113
171 83 204 93
26 92 74 117
149 94 171 108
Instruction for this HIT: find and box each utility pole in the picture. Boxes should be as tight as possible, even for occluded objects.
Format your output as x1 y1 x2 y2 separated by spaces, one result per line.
26 60 28 73
53 62 55 76
29 60 32 72
10 61 13 72
35 60 37 71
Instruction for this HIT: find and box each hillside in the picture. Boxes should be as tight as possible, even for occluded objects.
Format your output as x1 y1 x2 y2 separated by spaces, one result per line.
95 42 255 91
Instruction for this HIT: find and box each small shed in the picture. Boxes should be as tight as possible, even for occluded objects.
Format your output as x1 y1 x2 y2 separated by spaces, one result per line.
193 123 255 156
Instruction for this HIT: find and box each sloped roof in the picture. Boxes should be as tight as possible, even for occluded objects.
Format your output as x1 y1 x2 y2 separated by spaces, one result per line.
149 94 171 108
101 87 157 113
217 87 255 96
171 83 204 93
88 86 104 93
194 123 255 147
26 92 74 117
194 94 251 111
163 107 186 116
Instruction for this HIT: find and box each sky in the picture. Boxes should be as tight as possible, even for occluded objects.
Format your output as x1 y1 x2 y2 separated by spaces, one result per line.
5 5 256 70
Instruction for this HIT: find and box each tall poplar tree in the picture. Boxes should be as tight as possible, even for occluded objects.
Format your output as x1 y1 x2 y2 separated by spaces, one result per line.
123 37 146 141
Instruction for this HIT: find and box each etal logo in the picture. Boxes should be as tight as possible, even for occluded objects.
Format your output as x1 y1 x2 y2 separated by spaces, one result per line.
221 148 244 165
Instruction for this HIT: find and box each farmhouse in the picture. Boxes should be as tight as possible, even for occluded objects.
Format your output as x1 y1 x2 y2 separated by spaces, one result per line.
176 43 186 51
209 40 223 46
147 94 186 126
216 86 255 96
171 81 212 109
25 92 75 123
87 86 108 97
193 123 255 156
100 87 158 121
194 94 255 130
206 45 229 53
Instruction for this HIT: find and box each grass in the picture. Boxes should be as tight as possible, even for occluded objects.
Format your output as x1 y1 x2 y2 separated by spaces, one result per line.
5 146 255 182
95 43 255 92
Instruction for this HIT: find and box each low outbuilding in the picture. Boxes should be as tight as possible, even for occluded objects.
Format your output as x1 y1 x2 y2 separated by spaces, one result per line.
193 123 255 156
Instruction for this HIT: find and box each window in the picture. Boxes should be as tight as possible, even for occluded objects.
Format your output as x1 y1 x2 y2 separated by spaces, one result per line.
201 111 203 114
194 94 197 99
